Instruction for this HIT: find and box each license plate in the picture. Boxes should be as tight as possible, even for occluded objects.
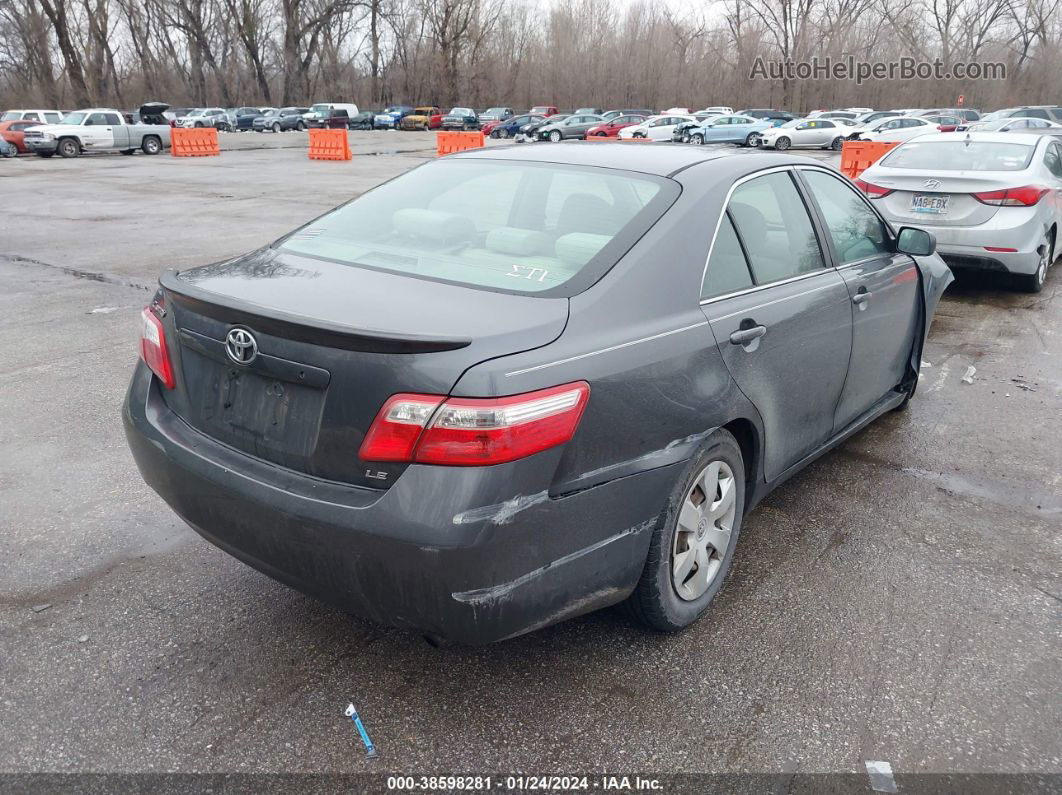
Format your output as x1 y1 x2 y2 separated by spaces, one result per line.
911 193 950 214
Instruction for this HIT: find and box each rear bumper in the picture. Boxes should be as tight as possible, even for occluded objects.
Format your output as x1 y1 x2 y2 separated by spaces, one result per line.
122 365 674 643
882 208 1046 275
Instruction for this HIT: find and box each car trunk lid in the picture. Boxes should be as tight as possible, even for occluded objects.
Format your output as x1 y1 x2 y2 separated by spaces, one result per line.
157 249 569 489
867 171 1015 227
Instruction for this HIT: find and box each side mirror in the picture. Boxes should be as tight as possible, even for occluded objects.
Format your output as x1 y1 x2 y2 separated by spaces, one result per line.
896 226 935 256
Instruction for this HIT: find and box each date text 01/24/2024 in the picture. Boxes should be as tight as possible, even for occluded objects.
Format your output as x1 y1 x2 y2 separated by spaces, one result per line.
385 776 663 791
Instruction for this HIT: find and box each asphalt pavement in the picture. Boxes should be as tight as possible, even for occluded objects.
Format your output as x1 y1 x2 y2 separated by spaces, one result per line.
0 133 1058 782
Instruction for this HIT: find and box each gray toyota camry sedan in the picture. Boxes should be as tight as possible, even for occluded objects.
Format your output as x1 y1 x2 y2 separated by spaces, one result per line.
124 145 952 644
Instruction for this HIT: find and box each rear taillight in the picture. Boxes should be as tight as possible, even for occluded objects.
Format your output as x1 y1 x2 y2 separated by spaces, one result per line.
139 307 175 389
852 178 893 198
359 382 590 466
972 185 1049 206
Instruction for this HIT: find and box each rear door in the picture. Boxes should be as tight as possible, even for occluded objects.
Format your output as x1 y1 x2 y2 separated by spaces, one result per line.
104 112 130 147
798 167 921 429
699 168 854 480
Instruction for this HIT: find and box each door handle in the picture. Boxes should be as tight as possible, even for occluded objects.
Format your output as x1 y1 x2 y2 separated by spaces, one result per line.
852 289 873 305
729 325 767 345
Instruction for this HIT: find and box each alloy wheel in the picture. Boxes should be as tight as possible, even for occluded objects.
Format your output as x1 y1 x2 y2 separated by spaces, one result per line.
671 460 736 601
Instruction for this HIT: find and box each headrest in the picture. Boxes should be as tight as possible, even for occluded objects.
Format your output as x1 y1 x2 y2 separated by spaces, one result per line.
485 227 550 256
555 233 611 267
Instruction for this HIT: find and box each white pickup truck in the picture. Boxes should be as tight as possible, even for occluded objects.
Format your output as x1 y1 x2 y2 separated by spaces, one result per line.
23 105 172 158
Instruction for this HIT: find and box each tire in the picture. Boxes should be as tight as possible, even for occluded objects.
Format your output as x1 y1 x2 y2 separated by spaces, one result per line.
624 429 745 632
194 122 203 128
498 128 511 138
744 132 760 147
296 121 305 131
57 138 80 158
141 136 161 155
490 130 500 139
549 130 562 142
272 122 281 133
1018 233 1053 293
829 136 844 151
774 136 791 151
691 133 703 145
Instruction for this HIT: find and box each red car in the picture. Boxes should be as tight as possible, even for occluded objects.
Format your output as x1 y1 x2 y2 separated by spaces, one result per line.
480 118 504 137
529 105 559 118
0 119 43 153
586 114 647 138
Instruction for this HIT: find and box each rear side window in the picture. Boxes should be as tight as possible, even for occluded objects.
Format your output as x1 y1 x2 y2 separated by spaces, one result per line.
45 113 60 123
279 160 676 296
1044 144 1062 178
727 172 826 284
702 214 754 299
881 140 1034 171
24 112 39 120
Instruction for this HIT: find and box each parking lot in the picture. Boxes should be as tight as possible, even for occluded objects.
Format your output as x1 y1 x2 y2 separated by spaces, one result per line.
0 133 1059 779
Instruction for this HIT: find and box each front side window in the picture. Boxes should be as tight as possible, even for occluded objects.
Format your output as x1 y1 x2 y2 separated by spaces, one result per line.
802 170 890 264
278 160 675 295
702 214 754 299
727 171 825 284
24 112 39 120
44 113 61 122
87 113 108 125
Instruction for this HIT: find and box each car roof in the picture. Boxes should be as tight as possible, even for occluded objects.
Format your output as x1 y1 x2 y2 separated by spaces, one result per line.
906 131 1047 144
447 141 808 176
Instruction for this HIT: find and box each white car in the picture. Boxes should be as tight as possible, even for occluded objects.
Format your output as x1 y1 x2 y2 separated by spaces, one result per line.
758 118 847 150
619 114 694 141
697 106 733 115
175 108 230 130
857 132 1062 292
1 109 63 124
856 116 935 142
963 117 1062 133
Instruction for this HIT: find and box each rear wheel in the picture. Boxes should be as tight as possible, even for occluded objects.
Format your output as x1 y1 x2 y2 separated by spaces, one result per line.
141 136 162 155
624 429 745 632
774 135 791 151
745 132 760 147
1019 233 1053 293
57 138 80 158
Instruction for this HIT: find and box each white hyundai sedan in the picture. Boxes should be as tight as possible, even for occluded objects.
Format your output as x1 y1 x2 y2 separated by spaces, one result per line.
856 132 1062 291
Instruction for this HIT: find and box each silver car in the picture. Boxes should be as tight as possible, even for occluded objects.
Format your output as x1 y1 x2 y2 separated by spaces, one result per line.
857 132 1062 291
758 118 847 150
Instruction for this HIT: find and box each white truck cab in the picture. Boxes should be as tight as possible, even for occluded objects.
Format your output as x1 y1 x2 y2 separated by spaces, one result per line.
1 109 64 124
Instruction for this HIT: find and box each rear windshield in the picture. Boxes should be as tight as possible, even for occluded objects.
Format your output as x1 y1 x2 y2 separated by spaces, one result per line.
278 159 677 296
880 140 1034 171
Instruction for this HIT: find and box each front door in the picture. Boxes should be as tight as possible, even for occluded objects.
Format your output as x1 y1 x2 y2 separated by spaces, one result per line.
798 168 922 430
699 169 854 480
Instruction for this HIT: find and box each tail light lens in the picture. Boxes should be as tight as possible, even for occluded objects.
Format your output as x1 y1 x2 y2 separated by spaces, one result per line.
972 185 1049 206
852 178 893 198
139 307 175 389
359 382 590 466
